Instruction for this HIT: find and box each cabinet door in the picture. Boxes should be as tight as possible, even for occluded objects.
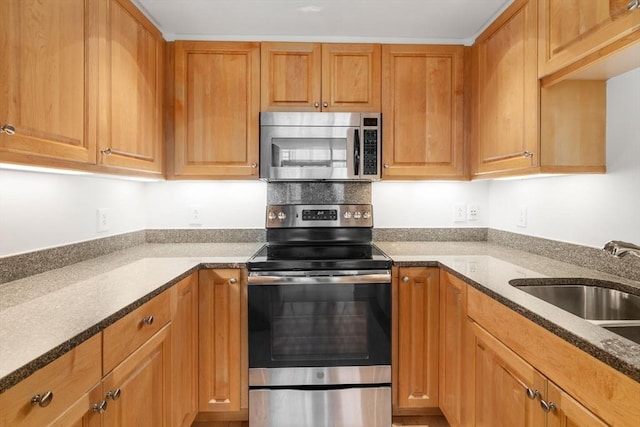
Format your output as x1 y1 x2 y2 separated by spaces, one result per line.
0 0 97 165
474 0 539 176
261 42 322 111
102 325 171 427
198 269 245 413
321 44 381 112
173 41 260 178
546 381 609 427
469 321 546 427
538 0 640 80
438 271 467 426
381 45 465 179
97 0 164 174
48 384 102 427
395 267 439 411
171 273 199 427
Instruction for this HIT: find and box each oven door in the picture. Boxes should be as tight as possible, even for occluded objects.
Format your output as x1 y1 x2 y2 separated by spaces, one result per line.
247 271 391 371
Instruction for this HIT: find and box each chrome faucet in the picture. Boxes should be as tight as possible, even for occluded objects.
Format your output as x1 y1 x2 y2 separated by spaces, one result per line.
602 240 640 258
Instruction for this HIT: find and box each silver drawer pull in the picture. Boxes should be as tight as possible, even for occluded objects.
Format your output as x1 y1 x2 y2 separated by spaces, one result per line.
0 124 16 135
229 278 238 285
540 399 557 413
106 388 121 400
92 400 108 413
141 316 154 325
31 391 53 407
522 151 534 158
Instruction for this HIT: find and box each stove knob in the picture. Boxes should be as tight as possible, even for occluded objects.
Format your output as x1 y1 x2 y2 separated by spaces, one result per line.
354 211 362 219
343 211 352 219
363 211 371 219
277 211 286 220
268 211 277 220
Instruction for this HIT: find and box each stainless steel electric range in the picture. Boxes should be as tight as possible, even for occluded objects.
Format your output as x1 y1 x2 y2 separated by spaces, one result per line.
247 204 392 427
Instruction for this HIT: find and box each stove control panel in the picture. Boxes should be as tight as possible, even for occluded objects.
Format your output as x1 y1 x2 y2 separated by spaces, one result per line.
266 204 373 228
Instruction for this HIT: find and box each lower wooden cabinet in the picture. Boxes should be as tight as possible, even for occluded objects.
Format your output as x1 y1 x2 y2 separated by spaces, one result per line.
0 334 102 426
468 321 546 426
467 285 637 427
394 267 440 413
438 271 468 426
102 324 172 426
198 269 247 417
171 273 199 427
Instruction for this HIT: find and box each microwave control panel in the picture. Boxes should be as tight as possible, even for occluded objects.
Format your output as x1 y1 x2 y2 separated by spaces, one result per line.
362 129 378 175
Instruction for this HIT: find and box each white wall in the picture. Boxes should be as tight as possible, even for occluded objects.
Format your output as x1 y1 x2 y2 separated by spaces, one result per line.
1 68 637 256
0 169 147 255
372 180 490 227
488 67 640 248
144 180 267 228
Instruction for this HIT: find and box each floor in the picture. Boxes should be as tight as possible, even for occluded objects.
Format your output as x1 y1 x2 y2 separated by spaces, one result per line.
196 415 450 427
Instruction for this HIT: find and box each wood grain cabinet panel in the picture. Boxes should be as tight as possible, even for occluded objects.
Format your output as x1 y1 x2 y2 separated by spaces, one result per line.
394 267 439 413
0 0 98 166
538 0 640 83
171 273 199 427
0 334 102 427
97 0 164 174
261 42 381 112
381 45 465 179
102 325 172 427
438 271 468 427
472 0 607 178
198 269 247 415
173 42 260 178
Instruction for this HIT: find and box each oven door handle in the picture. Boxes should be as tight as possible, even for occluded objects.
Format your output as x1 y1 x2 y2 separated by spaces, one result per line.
247 273 391 285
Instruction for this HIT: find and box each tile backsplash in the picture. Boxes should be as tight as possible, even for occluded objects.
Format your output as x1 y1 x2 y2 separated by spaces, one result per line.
267 182 371 205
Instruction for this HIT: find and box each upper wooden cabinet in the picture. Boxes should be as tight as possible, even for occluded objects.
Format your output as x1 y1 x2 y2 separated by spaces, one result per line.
172 41 260 179
538 0 640 84
472 0 607 178
0 0 98 166
393 267 439 413
97 0 164 174
381 45 466 179
261 42 381 112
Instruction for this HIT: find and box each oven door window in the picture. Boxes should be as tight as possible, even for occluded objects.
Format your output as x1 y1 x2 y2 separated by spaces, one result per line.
249 283 391 368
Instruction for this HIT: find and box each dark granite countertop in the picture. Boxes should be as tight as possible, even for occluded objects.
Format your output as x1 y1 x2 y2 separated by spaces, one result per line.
1 240 639 394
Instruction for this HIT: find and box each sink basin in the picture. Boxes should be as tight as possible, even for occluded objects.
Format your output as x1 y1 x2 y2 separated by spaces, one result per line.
509 278 640 322
603 325 640 345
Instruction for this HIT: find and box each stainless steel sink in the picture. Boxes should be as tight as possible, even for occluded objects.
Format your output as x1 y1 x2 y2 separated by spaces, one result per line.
509 278 640 344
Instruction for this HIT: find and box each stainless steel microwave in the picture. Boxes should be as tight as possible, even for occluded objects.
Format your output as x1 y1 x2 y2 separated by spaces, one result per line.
259 112 382 181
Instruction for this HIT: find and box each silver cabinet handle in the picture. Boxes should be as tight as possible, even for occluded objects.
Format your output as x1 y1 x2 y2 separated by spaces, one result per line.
540 399 557 413
101 148 112 156
314 102 320 108
251 162 257 168
383 163 389 168
31 391 53 407
229 278 237 285
141 316 154 325
402 276 409 283
106 388 121 400
0 124 16 135
323 101 328 108
523 151 534 158
92 400 108 413
526 388 541 400
628 0 639 10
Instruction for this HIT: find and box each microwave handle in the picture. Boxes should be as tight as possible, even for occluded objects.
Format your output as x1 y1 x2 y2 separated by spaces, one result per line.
354 129 360 176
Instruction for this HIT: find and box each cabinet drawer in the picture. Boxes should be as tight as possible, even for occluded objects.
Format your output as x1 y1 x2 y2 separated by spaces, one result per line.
0 333 101 427
103 290 170 373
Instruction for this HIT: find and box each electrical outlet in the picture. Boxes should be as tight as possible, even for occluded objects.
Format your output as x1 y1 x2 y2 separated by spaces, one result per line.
468 205 479 221
517 205 527 228
453 204 467 223
97 208 110 233
188 205 202 226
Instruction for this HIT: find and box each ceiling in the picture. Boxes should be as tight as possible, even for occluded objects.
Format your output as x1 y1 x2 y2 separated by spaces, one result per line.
133 0 514 45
